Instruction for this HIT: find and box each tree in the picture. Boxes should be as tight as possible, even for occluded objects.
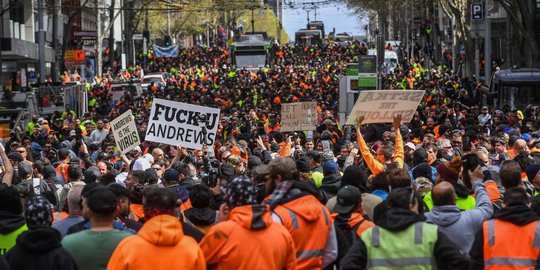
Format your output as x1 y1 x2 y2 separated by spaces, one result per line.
494 0 539 67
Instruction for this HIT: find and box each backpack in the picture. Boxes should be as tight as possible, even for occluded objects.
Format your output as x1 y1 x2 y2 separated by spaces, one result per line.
335 219 365 247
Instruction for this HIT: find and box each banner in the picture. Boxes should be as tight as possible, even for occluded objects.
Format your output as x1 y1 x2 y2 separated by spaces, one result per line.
110 109 140 155
280 102 318 132
145 99 220 150
346 90 425 125
153 44 179 58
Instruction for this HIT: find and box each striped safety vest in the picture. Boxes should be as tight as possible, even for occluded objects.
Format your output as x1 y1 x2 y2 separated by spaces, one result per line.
361 222 438 269
483 219 540 269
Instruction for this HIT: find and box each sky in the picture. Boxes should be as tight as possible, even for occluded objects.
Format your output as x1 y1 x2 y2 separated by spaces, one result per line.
282 1 367 41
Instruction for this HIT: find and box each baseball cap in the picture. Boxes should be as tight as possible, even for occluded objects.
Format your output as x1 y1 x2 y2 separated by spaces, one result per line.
322 160 339 173
7 152 23 162
405 142 416 150
163 168 180 183
85 186 118 215
296 157 311 173
333 185 362 214
254 157 298 176
306 150 321 162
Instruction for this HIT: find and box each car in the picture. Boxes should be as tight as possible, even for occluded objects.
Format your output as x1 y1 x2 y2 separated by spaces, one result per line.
109 82 143 103
141 73 167 90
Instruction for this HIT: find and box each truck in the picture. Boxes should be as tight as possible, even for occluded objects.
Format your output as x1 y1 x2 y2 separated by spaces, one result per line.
307 21 325 38
295 29 324 46
230 34 275 70
483 68 540 110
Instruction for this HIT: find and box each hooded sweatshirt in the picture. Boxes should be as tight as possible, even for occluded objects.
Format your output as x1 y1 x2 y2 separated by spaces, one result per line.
5 226 77 270
0 211 28 255
341 208 469 270
107 214 206 270
200 205 296 270
184 207 217 234
425 181 493 253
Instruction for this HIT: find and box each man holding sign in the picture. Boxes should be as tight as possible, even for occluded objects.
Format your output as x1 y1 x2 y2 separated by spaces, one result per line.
355 114 404 176
346 90 425 125
145 99 220 150
110 110 140 155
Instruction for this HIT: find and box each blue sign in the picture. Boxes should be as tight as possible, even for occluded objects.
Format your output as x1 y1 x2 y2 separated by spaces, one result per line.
471 3 484 21
153 45 179 58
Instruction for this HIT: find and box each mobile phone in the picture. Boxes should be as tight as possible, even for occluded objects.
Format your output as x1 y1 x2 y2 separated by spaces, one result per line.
462 153 484 188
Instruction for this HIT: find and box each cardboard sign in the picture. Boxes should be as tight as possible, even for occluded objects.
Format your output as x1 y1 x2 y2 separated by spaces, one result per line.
145 99 220 150
346 90 425 125
280 102 318 132
110 109 140 155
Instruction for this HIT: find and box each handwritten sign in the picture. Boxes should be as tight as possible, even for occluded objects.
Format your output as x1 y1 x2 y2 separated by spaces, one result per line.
346 90 425 125
280 102 318 132
110 109 140 155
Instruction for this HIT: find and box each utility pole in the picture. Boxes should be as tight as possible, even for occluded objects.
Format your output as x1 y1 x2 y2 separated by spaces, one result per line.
38 0 46 83
475 22 480 83
249 0 256 35
167 5 171 36
484 0 492 84
143 8 148 69
451 15 457 74
96 0 103 76
52 0 62 82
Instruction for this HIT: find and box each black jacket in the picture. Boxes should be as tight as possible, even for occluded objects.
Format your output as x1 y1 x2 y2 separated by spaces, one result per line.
340 208 469 270
5 226 77 270
469 204 540 270
0 211 25 235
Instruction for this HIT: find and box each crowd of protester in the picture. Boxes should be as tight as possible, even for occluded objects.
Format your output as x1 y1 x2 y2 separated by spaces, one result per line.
1 41 540 269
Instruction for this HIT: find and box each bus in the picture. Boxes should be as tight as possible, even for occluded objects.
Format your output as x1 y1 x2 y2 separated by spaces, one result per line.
295 29 324 46
307 21 325 38
484 68 540 109
230 34 275 70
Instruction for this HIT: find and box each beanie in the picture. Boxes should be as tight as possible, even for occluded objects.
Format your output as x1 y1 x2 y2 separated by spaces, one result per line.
436 157 462 183
25 195 54 228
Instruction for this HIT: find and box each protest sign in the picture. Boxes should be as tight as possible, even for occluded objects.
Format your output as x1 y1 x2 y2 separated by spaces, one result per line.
110 109 140 155
280 102 318 132
145 99 220 150
346 90 425 125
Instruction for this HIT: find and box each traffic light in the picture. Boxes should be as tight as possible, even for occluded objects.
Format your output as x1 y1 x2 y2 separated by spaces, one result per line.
164 35 171 47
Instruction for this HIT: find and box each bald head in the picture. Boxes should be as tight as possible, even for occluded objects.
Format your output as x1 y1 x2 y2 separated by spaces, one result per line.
514 139 529 153
152 148 164 161
432 181 456 206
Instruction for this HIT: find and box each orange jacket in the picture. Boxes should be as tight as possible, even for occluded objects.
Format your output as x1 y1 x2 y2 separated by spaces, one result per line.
130 204 145 222
200 205 296 270
56 162 70 184
108 214 206 270
332 212 374 237
482 219 540 270
357 129 404 175
272 194 333 270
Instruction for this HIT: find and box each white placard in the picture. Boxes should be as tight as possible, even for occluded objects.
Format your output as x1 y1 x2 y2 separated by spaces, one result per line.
280 102 318 132
145 99 220 150
346 90 425 125
110 109 140 155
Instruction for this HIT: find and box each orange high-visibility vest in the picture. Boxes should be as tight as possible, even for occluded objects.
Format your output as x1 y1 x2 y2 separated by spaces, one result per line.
483 219 540 270
273 195 333 270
